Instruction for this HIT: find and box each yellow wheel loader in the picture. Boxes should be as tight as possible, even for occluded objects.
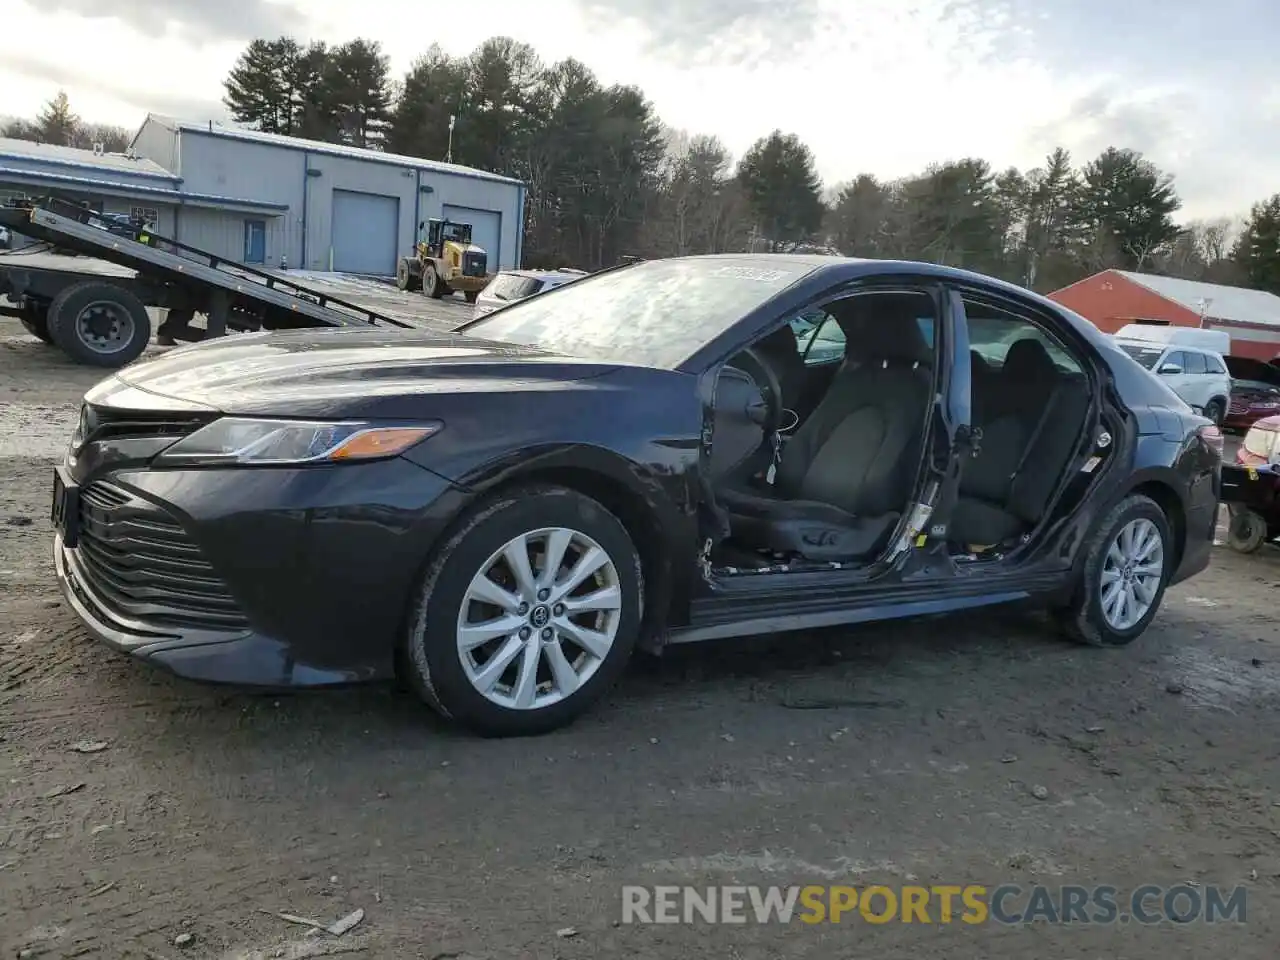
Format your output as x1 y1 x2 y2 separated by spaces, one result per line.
395 218 490 303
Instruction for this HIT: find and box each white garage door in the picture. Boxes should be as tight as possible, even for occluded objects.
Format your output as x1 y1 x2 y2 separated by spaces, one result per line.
442 205 502 270
331 189 400 276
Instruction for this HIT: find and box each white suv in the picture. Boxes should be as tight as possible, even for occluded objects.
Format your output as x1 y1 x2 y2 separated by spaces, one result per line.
1114 340 1233 424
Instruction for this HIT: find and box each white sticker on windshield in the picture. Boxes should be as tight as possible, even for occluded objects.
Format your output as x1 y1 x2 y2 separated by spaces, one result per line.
710 266 792 283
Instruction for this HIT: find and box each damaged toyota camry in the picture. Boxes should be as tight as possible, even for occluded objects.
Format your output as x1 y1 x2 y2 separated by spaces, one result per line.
52 255 1223 736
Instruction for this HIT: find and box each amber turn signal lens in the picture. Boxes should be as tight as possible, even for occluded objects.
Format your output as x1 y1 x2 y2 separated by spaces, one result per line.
327 426 440 461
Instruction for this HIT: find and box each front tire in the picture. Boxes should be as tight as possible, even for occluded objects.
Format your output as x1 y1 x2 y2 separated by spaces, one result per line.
1203 399 1225 426
1226 505 1268 554
1057 494 1172 647
402 485 643 736
423 264 444 299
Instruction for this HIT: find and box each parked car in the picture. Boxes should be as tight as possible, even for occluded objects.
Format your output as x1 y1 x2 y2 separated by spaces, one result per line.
0 224 10 249
471 268 588 320
1221 414 1280 553
1111 325 1232 424
1224 356 1280 431
51 255 1222 736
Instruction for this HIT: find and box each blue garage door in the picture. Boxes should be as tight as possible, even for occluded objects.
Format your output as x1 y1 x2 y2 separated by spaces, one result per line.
331 189 400 276
442 205 501 269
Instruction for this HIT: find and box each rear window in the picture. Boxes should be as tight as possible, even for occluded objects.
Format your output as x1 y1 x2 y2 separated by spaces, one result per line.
486 273 543 302
1116 342 1165 370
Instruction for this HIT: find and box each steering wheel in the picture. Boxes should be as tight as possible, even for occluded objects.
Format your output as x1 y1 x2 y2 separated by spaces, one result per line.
726 347 784 438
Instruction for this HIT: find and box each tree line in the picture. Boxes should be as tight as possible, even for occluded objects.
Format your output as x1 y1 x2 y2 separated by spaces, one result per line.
7 42 1280 297
3 92 132 153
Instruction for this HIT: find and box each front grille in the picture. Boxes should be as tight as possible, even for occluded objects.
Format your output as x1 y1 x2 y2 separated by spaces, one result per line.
1229 401 1247 415
462 251 487 278
73 481 248 631
81 404 211 445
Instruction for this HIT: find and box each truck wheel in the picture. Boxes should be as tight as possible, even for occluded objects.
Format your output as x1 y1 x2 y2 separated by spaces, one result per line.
396 258 420 292
46 282 152 368
19 303 54 345
464 290 479 304
423 264 444 299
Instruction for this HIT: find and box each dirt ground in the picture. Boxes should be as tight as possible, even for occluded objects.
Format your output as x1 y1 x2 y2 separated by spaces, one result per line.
2 318 1279 959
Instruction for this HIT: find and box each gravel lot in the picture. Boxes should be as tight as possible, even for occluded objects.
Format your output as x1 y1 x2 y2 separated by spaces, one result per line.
2 318 1278 959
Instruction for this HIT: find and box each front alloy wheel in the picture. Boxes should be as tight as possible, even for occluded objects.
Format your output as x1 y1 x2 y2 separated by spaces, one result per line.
403 485 643 736
457 528 622 710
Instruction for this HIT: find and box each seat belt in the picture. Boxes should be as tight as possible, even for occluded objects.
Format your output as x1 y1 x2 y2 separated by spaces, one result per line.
1007 383 1062 485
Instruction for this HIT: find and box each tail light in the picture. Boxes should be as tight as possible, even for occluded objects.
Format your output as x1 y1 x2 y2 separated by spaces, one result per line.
1197 423 1224 458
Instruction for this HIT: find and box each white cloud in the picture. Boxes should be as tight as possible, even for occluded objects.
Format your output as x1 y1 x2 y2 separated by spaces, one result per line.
0 0 1264 220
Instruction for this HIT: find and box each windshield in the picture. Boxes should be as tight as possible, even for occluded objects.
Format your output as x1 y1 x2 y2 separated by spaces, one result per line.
461 258 818 369
1116 342 1165 370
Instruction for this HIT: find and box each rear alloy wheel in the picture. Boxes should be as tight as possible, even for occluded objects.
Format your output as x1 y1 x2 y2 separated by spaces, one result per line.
1203 399 1225 426
403 485 643 736
1226 505 1268 554
1058 494 1171 647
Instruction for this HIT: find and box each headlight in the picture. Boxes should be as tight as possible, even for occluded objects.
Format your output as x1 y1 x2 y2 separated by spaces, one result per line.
153 417 441 467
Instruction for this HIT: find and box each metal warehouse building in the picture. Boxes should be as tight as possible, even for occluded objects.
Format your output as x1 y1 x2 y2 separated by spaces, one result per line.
1 116 525 276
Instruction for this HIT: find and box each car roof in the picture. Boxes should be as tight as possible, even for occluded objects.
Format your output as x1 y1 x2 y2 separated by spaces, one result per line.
659 253 1118 351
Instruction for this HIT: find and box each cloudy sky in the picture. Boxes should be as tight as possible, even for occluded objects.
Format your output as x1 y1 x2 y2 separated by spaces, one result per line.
1 0 1272 219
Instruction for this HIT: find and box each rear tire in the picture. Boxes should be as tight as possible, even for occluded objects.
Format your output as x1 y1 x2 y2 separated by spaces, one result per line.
395 258 420 292
1056 494 1172 647
46 282 151 367
19 303 54 345
401 485 643 737
1203 399 1225 426
1226 505 1268 554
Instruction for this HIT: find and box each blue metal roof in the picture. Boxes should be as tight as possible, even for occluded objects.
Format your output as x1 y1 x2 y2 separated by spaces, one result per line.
146 116 524 188
0 167 289 212
0 137 177 182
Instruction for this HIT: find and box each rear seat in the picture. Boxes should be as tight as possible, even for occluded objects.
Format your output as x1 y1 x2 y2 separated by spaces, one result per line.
951 338 1089 547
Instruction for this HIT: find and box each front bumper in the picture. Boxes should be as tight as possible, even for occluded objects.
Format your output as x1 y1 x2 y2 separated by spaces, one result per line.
54 457 466 687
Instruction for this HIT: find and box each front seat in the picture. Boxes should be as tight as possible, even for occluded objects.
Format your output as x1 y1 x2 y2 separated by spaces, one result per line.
718 297 935 562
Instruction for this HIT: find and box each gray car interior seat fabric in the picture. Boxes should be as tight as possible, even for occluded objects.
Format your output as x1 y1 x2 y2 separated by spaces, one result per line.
718 293 936 562
950 337 1090 546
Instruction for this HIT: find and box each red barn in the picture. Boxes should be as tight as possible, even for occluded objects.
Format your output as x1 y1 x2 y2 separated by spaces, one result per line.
1048 270 1280 361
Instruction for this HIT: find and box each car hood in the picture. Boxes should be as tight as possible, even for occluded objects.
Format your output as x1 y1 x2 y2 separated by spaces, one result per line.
1225 356 1280 385
94 327 621 418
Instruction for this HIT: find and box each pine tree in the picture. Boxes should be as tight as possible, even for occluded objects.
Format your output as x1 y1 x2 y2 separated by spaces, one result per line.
36 91 79 146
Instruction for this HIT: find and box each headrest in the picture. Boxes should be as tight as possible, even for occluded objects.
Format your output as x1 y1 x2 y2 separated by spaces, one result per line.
756 324 799 359
833 294 933 365
1002 337 1057 382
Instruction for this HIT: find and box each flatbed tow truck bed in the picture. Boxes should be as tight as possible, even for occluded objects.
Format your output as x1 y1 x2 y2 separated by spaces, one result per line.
0 200 469 368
